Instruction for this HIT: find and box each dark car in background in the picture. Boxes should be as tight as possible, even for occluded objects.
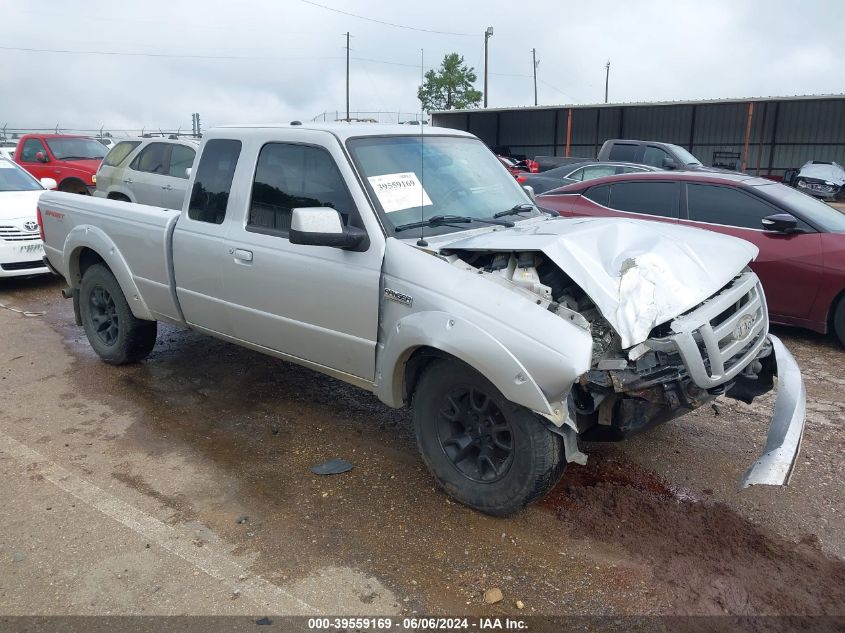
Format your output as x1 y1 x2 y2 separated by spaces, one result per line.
596 139 720 171
516 160 658 194
538 171 845 345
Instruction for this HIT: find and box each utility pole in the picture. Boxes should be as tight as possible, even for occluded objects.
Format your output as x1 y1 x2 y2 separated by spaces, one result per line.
484 26 494 108
345 32 351 121
604 60 610 104
532 48 539 106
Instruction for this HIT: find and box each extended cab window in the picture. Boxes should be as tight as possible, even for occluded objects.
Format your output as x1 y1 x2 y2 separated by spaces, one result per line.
188 139 242 224
132 143 170 174
687 184 792 230
607 143 639 162
248 143 354 236
102 141 141 167
608 181 678 218
168 145 195 179
20 139 46 162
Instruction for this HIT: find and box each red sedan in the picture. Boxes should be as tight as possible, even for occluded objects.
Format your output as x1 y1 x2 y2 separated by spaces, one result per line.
537 171 845 346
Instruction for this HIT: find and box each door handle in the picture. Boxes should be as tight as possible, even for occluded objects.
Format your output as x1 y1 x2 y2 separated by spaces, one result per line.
123 178 133 184
233 248 253 262
161 184 173 190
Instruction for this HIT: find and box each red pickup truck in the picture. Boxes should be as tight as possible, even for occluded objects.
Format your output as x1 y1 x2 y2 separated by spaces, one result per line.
14 134 107 194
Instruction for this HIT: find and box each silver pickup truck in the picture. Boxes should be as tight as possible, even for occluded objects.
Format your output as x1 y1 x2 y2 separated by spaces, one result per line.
39 123 806 515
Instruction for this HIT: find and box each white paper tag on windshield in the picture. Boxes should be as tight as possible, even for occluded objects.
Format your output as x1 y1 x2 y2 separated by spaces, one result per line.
367 172 432 213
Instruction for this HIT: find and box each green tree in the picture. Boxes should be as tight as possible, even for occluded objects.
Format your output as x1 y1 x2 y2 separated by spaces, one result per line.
418 53 482 111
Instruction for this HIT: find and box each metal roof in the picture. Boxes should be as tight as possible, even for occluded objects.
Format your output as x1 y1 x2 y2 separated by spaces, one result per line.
432 94 845 115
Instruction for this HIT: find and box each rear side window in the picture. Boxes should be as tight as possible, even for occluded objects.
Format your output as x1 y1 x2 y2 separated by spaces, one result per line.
248 143 354 236
188 139 242 224
583 184 610 206
609 181 678 218
687 184 786 230
132 142 170 174
102 141 141 167
607 143 638 162
168 145 195 178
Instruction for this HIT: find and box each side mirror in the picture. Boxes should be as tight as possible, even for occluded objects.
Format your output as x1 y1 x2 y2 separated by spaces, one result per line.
522 185 536 200
761 213 799 233
289 207 368 251
185 167 192 178
35 151 48 163
662 157 678 170
40 177 58 190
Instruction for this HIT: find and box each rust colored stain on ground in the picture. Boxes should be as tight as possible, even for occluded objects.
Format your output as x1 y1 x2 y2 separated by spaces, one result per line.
542 454 845 616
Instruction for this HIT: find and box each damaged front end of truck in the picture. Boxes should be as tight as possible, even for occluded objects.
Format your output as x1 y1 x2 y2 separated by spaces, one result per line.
435 217 806 488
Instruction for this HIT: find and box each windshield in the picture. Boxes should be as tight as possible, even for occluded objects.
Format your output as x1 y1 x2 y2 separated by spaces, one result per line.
45 137 107 160
347 135 539 236
669 144 702 166
0 159 42 191
752 182 845 232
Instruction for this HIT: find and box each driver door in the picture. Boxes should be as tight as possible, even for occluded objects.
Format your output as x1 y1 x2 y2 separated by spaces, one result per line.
221 139 383 381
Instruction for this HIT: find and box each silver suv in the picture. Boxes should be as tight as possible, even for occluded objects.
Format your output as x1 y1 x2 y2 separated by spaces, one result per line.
94 136 199 209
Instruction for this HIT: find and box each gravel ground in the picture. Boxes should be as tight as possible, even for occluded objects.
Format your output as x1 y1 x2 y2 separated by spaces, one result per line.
0 274 843 621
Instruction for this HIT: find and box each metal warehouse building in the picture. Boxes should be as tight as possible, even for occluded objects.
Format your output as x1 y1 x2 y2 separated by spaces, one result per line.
431 94 845 179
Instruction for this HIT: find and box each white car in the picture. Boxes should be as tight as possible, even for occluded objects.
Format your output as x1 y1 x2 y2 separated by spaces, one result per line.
0 146 17 161
0 158 57 277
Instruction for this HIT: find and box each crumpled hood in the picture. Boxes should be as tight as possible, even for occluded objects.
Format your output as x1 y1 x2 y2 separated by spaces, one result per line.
797 162 845 185
433 216 758 348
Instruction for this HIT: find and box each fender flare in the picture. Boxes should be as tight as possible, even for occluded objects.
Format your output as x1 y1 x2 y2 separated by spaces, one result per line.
375 310 568 425
63 225 154 321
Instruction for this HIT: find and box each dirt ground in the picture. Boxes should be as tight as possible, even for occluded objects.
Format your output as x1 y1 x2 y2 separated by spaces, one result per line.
0 275 843 622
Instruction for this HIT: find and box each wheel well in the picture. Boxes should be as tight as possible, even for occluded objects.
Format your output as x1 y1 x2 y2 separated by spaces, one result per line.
107 192 130 201
403 347 462 404
59 178 90 194
74 248 107 285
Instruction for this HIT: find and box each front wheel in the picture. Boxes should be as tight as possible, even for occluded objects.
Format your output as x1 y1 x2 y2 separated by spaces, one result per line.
79 264 157 364
833 296 845 348
413 359 566 516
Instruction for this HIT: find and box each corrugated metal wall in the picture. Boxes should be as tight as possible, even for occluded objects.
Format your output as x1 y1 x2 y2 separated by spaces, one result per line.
432 97 845 178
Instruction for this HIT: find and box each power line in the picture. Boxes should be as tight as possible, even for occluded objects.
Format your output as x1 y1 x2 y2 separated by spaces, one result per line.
299 0 476 36
0 44 277 60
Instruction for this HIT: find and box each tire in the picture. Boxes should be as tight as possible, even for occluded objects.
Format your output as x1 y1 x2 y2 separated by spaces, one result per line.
413 359 566 516
79 264 157 364
833 296 845 348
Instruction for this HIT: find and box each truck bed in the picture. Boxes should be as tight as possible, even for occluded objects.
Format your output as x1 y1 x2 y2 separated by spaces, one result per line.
39 192 183 323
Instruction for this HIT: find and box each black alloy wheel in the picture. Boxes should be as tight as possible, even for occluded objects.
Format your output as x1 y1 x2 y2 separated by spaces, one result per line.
436 387 514 483
88 285 120 346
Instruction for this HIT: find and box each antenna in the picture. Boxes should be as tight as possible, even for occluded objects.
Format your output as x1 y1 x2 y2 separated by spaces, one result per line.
416 48 427 247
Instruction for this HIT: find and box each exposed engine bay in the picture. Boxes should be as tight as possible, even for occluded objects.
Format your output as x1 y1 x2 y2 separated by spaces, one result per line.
444 249 777 441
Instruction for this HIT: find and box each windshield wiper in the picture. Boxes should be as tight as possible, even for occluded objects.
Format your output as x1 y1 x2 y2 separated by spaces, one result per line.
394 214 514 233
59 156 96 160
493 203 535 218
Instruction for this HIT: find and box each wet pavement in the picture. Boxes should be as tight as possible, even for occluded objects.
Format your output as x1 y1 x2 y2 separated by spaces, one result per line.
1 275 843 618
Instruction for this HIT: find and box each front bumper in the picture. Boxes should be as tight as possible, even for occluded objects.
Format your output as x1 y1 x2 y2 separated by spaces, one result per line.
0 241 50 278
739 334 806 487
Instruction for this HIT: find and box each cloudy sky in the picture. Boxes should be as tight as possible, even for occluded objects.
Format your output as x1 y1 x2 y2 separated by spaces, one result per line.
1 0 842 133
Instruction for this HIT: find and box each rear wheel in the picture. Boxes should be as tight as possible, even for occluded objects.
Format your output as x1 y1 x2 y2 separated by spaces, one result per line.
79 264 156 364
413 359 566 516
833 296 845 348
